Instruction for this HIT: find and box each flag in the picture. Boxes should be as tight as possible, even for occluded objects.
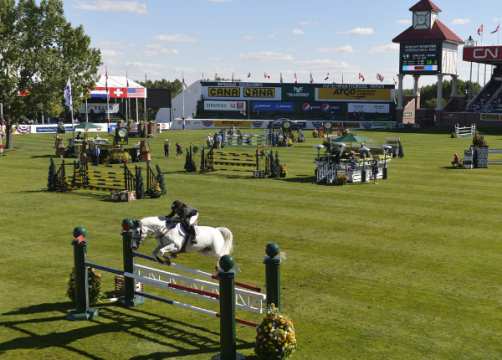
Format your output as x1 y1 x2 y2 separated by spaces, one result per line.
280 73 283 83
182 76 187 89
64 79 72 108
247 72 251 78
127 88 146 98
324 73 330 81
309 73 314 84
358 72 365 82
17 89 30 97
264 72 270 79
376 73 384 82
294 73 298 84
492 24 500 34
478 24 484 36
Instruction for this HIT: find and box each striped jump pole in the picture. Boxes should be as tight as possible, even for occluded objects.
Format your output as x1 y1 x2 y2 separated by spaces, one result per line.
67 227 98 320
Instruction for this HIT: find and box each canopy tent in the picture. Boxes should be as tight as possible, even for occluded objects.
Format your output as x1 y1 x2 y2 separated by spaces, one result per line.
331 133 369 144
90 75 147 99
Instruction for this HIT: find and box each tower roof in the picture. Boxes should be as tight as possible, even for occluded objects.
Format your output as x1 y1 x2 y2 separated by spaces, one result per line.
392 19 463 44
410 0 442 12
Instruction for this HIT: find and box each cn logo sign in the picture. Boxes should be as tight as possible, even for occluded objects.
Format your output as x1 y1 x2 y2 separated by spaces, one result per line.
473 47 500 60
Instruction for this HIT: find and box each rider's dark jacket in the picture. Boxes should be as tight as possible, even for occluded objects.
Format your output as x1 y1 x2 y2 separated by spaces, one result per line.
167 201 197 225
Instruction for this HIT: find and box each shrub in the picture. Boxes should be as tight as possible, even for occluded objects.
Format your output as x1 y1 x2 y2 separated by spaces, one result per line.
67 267 101 305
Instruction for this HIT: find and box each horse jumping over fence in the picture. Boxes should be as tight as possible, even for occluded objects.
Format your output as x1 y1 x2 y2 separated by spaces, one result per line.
67 225 282 359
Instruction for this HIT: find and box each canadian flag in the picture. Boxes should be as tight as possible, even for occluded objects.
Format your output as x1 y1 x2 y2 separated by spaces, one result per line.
358 72 365 82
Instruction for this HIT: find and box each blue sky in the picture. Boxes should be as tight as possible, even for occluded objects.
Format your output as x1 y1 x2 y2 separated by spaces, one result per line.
65 0 502 88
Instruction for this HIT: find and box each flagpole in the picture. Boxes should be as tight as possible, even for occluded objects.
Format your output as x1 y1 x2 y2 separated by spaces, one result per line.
182 72 185 120
85 98 88 123
106 70 110 125
144 73 147 122
135 98 139 123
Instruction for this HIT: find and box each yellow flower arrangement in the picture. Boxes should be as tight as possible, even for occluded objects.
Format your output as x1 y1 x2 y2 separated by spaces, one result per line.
255 305 297 360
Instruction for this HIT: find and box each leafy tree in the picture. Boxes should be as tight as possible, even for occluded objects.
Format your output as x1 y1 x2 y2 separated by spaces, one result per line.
0 0 101 148
140 79 183 97
404 79 482 109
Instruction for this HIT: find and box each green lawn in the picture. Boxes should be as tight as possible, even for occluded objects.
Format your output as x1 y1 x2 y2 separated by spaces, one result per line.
1 130 502 359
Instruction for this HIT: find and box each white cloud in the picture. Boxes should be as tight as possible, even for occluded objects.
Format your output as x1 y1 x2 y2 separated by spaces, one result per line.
295 59 350 70
240 51 294 61
345 27 375 36
242 34 256 41
292 28 305 36
155 33 198 43
369 43 399 53
318 45 354 54
299 20 311 26
144 44 179 56
76 0 147 14
452 18 471 25
100 49 121 57
397 19 412 25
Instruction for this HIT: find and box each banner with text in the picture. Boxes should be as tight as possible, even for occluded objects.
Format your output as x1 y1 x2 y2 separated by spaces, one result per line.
204 100 246 112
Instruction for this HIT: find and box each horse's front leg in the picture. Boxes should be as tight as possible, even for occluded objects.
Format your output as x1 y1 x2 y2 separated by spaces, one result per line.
153 243 178 265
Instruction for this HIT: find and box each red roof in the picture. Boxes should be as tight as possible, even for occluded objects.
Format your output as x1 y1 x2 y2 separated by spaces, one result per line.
393 19 463 44
410 0 441 12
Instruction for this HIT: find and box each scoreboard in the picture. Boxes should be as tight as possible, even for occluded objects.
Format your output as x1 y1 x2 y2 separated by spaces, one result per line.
400 43 442 74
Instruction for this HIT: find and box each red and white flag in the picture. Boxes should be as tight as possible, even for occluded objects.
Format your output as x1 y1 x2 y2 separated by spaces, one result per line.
478 24 484 36
492 24 500 34
358 72 365 82
376 73 384 82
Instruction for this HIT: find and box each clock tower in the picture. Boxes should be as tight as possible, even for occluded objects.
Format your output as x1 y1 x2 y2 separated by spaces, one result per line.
393 0 463 115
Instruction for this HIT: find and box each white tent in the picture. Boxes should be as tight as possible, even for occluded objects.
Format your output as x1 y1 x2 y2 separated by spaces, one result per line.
94 75 145 89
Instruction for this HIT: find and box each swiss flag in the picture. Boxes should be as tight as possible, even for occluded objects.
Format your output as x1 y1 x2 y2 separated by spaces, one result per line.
109 87 128 98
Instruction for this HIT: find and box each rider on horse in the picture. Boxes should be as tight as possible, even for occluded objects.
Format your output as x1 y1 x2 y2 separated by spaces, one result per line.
166 200 198 246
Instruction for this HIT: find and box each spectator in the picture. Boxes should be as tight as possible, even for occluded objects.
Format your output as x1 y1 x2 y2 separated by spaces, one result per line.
164 139 170 158
176 143 183 157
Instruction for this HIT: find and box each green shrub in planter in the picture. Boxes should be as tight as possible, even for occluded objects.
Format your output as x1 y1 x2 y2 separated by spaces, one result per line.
67 267 102 305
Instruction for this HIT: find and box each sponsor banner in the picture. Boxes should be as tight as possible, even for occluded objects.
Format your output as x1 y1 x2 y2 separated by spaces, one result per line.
213 120 253 128
33 125 75 133
204 101 246 112
243 87 279 99
348 103 390 114
203 85 281 100
79 103 120 114
317 87 393 102
169 119 397 130
282 85 315 101
252 101 294 113
463 46 502 63
301 102 346 113
207 87 241 98
480 113 502 121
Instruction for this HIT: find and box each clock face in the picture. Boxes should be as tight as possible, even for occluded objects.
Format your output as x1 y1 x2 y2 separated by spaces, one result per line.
414 12 430 29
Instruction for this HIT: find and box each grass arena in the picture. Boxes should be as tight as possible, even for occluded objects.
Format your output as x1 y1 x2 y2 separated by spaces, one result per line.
1 129 502 359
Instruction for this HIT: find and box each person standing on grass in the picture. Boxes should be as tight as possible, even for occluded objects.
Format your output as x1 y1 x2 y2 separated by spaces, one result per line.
176 143 183 157
164 139 170 158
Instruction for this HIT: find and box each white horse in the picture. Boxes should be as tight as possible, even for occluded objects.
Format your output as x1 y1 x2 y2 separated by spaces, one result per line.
128 216 233 266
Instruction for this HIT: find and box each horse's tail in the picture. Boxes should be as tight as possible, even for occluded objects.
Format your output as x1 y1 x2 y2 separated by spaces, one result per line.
218 227 233 255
